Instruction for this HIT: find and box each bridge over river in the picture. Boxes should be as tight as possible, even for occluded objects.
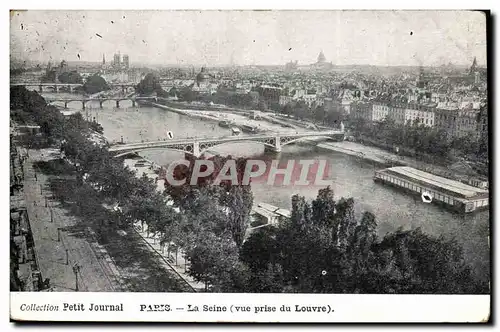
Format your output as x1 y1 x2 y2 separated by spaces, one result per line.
45 96 156 109
11 82 137 93
109 130 345 157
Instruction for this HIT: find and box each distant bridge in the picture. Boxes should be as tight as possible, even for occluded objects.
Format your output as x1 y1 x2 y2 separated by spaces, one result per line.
108 130 345 157
45 96 156 109
10 82 137 93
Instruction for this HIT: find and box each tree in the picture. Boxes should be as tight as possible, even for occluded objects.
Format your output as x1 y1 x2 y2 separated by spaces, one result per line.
240 226 279 272
220 185 253 247
257 97 268 111
186 232 247 292
282 103 294 116
293 100 309 120
136 73 164 96
246 263 285 293
83 74 110 94
178 86 196 102
376 228 487 294
41 70 56 83
311 186 336 228
313 105 326 123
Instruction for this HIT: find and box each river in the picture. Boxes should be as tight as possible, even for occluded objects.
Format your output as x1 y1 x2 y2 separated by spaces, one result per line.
43 92 490 283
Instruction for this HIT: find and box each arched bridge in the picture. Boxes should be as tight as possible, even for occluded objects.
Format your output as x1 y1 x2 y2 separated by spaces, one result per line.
11 82 137 93
45 96 157 109
108 130 345 158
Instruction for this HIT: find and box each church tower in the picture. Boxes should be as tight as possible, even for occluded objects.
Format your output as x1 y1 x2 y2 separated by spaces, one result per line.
469 56 477 75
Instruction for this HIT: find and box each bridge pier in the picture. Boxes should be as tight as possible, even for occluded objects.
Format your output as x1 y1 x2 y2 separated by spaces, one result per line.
264 136 282 153
115 100 120 108
68 85 74 93
99 101 104 109
64 102 68 109
54 85 59 93
193 142 200 157
82 101 86 110
38 85 43 93
274 136 282 152
132 100 136 108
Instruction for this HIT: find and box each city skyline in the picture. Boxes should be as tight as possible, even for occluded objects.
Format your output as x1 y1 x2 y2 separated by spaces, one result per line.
10 10 486 67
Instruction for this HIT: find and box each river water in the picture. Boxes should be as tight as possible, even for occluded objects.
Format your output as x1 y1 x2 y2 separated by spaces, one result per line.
44 92 490 283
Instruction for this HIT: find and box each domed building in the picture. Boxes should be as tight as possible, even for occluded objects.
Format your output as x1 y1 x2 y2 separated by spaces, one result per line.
311 51 333 71
192 67 218 95
317 51 326 63
196 67 210 87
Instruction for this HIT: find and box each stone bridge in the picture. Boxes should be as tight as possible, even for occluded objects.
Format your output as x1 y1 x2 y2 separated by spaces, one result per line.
11 82 137 93
45 96 157 109
108 130 345 158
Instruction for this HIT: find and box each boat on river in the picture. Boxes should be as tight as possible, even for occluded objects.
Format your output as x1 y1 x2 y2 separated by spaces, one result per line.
218 120 231 128
231 127 241 136
241 124 259 134
374 166 489 213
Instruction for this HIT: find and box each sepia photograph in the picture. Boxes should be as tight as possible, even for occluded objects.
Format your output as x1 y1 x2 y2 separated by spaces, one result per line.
9 9 490 322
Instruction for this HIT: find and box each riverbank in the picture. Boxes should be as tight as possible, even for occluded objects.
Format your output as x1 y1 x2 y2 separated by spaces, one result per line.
318 141 489 186
151 102 305 135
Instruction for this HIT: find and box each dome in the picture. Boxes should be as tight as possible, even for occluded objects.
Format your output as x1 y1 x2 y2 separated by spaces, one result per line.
196 67 210 81
317 51 326 63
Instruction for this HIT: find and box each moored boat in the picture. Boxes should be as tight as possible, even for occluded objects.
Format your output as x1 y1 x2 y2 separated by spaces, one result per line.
373 166 489 213
241 124 259 134
231 127 241 135
218 120 230 128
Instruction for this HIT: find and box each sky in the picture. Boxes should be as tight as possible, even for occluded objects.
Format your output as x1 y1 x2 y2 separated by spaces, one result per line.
10 10 487 67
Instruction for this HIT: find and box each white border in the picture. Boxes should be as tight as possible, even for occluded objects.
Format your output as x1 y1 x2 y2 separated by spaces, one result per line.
3 0 497 329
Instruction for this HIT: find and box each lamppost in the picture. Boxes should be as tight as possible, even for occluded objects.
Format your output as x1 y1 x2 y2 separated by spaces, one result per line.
72 263 81 291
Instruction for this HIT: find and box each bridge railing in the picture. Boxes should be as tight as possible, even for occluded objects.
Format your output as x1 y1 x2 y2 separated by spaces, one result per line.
110 130 345 149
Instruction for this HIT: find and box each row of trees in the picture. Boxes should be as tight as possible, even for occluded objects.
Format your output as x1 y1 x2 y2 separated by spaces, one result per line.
241 188 487 293
349 117 488 164
160 154 487 293
39 69 110 95
11 86 488 293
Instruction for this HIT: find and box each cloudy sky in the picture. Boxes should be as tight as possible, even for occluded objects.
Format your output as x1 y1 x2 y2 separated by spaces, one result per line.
10 10 487 66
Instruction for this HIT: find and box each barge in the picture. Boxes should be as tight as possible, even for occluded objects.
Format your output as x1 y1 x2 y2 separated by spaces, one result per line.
241 124 259 134
374 166 489 213
231 127 241 136
218 120 231 128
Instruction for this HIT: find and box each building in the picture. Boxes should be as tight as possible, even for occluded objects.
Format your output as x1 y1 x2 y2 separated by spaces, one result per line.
310 51 333 71
351 101 372 121
402 102 436 127
279 95 294 106
113 53 121 69
301 89 317 107
285 60 298 72
192 67 217 95
372 102 390 122
434 103 479 138
477 102 488 137
387 103 407 125
122 55 129 70
257 85 282 104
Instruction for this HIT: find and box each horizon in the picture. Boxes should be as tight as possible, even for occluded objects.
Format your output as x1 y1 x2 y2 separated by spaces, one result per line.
10 58 484 70
10 10 486 67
